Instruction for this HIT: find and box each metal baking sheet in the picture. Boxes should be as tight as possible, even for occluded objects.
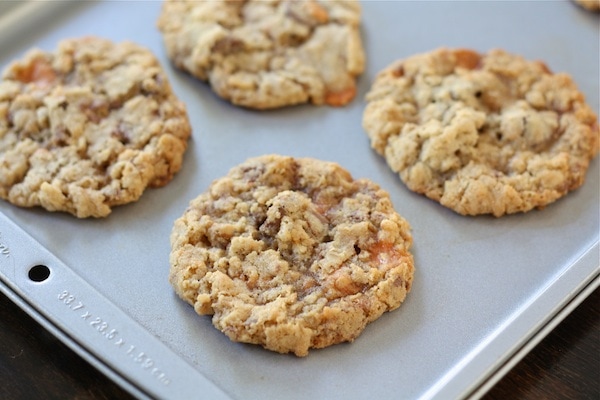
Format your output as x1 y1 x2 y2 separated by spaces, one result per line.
0 1 598 399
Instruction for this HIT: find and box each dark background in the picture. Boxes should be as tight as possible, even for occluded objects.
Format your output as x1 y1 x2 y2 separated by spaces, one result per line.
1 287 598 399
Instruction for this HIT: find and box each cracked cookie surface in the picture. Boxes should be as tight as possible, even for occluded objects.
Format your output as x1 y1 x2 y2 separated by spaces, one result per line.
169 155 414 356
0 37 191 218
157 0 365 109
363 48 599 217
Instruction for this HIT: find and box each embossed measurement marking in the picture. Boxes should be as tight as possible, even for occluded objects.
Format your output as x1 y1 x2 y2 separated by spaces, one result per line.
0 232 10 258
58 290 171 385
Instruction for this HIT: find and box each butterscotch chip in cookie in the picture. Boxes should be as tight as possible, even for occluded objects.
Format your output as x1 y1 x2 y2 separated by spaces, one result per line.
0 37 191 218
169 155 414 356
363 48 599 217
157 0 365 109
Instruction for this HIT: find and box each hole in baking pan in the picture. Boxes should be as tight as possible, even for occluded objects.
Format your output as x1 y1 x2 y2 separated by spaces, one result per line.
28 264 51 282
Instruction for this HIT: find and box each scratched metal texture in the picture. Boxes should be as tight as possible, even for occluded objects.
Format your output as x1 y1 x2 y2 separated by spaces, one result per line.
0 1 598 399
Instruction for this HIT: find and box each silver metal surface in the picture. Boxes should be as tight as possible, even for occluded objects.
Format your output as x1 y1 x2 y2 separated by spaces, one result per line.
0 1 598 399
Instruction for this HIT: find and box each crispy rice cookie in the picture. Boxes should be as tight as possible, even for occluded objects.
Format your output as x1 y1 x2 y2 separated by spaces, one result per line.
363 48 599 217
0 37 191 218
170 155 414 356
157 0 365 109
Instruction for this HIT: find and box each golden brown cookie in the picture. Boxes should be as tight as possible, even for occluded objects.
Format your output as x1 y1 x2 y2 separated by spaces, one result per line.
169 155 414 356
363 48 599 217
573 0 600 11
157 0 365 109
0 37 191 218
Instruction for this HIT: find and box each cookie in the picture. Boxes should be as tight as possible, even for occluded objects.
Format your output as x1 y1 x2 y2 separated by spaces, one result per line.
157 0 365 109
169 155 414 356
573 0 600 11
0 37 191 218
363 48 599 217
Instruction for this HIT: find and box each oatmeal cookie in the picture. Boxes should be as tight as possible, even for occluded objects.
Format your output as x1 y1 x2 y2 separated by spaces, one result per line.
0 37 191 218
363 48 599 217
169 155 414 356
157 0 365 109
573 0 600 11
